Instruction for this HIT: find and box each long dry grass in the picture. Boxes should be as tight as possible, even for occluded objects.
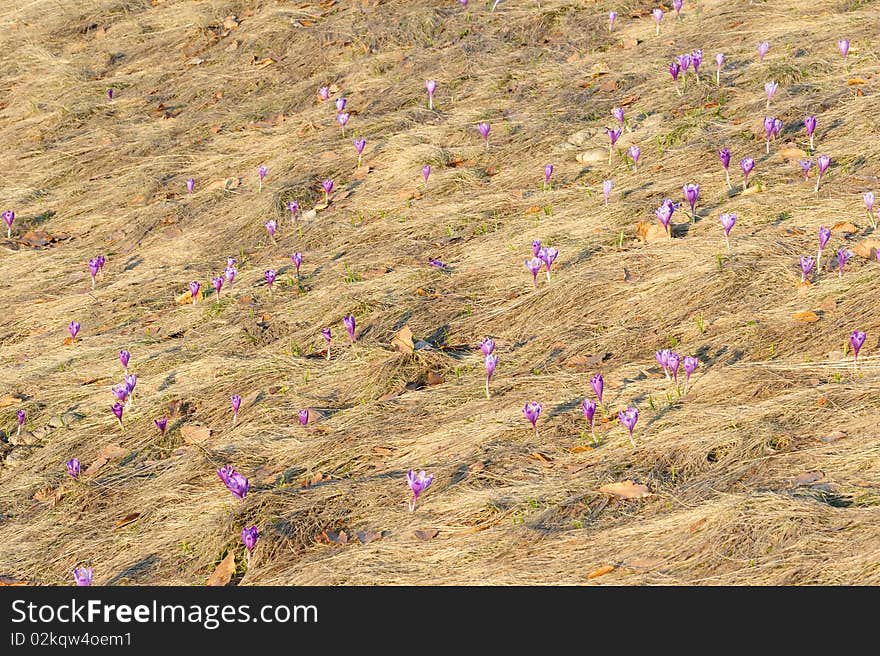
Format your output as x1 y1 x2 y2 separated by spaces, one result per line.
1 0 879 585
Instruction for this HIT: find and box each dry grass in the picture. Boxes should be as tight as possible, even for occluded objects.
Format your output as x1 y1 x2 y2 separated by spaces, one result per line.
1 0 879 586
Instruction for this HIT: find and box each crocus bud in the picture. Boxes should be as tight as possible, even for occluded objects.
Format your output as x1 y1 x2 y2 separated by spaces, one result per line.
804 115 817 151
719 147 731 170
850 330 866 362
212 275 224 301
740 157 755 189
292 252 303 276
336 112 350 134
765 81 778 108
69 321 81 341
532 239 542 257
678 53 691 74
188 281 200 304
838 39 850 59
683 183 700 221
582 398 597 430
425 79 437 109
225 266 236 286
111 402 124 428
815 155 831 193
264 269 276 290
800 159 812 181
590 373 604 402
73 567 93 586
864 192 874 214
800 255 815 282
655 199 675 238
603 179 613 205
656 349 671 379
485 353 498 383
629 145 641 171
318 86 330 101
691 50 703 78
544 163 554 188
406 469 434 511
186 178 194 194
618 407 639 446
720 213 736 236
242 526 259 554
525 257 542 286
298 409 309 426
422 165 431 185
107 88 114 100
67 457 81 479
652 8 663 34
669 61 681 83
335 97 347 112
608 11 617 32
258 165 267 191
2 210 13 238
612 107 625 126
343 314 356 342
155 416 168 436
17 408 26 435
217 464 249 500
683 356 699 382
231 395 242 418
818 226 831 253
111 384 128 404
606 127 622 148
265 219 277 239
477 122 490 147
837 248 851 277
715 53 724 84
322 327 332 359
288 201 299 219
480 338 495 356
354 138 366 165
538 246 558 281
88 258 100 288
673 0 683 17
321 179 334 199
757 41 770 61
667 352 680 383
523 401 542 435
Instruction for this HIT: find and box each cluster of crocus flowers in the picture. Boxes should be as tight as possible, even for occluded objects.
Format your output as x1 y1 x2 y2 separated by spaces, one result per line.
68 320 81 342
343 314 356 342
543 164 553 190
477 122 490 148
683 183 700 222
264 269 276 292
425 79 436 110
850 330 866 366
3 209 14 238
524 240 558 285
322 327 332 359
258 165 267 192
73 567 93 586
242 526 259 566
298 409 309 426
740 157 755 190
218 464 249 500
764 81 778 109
719 213 736 250
111 402 124 429
814 155 831 193
406 469 434 512
763 116 783 153
16 408 25 436
617 407 638 447
354 138 366 166
155 416 168 436
719 147 732 190
481 338 497 399
655 349 680 383
757 41 770 62
654 199 676 239
231 395 242 424
523 401 542 437
66 457 81 479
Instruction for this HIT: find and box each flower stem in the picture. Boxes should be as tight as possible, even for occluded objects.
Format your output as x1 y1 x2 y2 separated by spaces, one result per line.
485 378 490 399
724 169 731 190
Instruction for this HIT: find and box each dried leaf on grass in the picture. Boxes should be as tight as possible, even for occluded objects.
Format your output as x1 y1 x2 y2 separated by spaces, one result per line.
599 480 651 500
586 565 615 579
206 551 235 586
414 529 439 541
391 325 414 354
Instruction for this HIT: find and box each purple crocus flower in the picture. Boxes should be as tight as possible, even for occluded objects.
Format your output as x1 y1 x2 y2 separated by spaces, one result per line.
838 39 850 60
298 409 309 426
258 165 268 192
799 159 812 181
715 53 724 86
107 88 114 100
322 327 332 359
720 212 736 250
606 127 622 164
335 97 347 112
669 61 681 94
422 164 431 188
264 269 276 291
740 157 755 190
321 179 334 202
612 107 625 127
425 79 437 110
480 337 495 356
618 407 638 447
188 281 200 304
288 200 299 221
96 255 105 271
757 41 770 62
683 183 700 222
603 179 613 205
406 469 434 512
691 49 703 81
484 353 498 399
429 258 446 268
864 192 875 215
68 321 80 342
763 116 776 153
591 373 604 402
773 118 783 140
2 210 13 239
544 163 554 190
582 398 598 444
111 402 124 429
850 330 866 364
817 225 831 270
815 155 831 193
336 112 350 136
354 138 366 166
683 356 699 393
211 275 224 302
154 416 167 436
525 256 542 287
217 464 249 500
804 115 817 152
673 0 683 17
800 255 815 283
73 567 93 586
343 314 356 342
678 53 691 75
656 349 672 380
16 408 25 436
667 351 681 383
608 11 617 32
652 8 663 35
225 265 236 286
523 401 542 437
629 145 641 172
66 457 80 479
719 147 732 189
837 248 852 278
477 122 491 148
532 239 542 257
231 394 242 422
242 526 259 562
88 258 100 289
318 86 330 101
538 246 558 281
111 383 128 404
765 81 778 109
292 252 303 277
186 178 195 194
265 221 278 242
655 199 675 239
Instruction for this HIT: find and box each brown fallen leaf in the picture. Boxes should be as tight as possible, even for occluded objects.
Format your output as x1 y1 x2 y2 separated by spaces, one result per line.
636 220 670 243
564 353 606 371
793 311 820 323
356 530 382 545
530 451 553 465
322 530 349 545
820 431 846 443
18 230 55 248
0 395 24 408
0 576 28 586
414 528 439 541
599 480 651 500
206 551 235 586
176 288 202 304
587 565 616 580
570 444 594 453
426 371 445 386
779 146 807 162
83 443 126 477
33 487 65 505
794 471 825 487
391 325 415 355
688 517 708 533
830 221 858 235
818 298 837 312
852 238 880 259
847 77 868 86
115 512 141 528
181 425 212 444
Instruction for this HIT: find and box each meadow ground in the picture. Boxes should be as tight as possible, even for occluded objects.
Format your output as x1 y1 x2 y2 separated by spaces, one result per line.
1 0 879 586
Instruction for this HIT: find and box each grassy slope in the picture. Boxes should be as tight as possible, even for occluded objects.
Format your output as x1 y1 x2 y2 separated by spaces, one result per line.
1 0 879 585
